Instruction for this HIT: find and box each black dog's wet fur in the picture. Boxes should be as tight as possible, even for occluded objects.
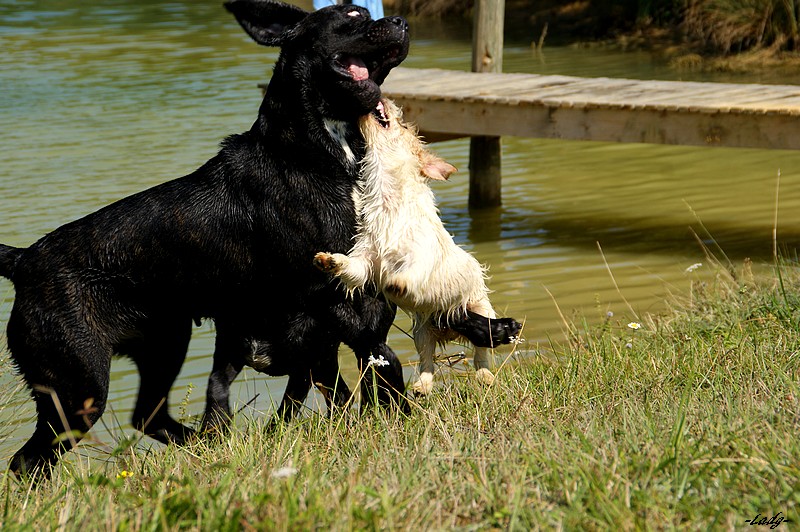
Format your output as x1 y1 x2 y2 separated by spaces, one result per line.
0 1 412 480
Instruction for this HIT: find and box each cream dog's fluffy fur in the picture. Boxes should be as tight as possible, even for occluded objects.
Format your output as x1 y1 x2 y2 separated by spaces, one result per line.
314 98 518 394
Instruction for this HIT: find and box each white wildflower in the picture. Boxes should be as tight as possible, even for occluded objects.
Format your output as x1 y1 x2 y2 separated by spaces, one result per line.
271 467 298 479
627 322 642 330
367 354 390 367
685 262 703 273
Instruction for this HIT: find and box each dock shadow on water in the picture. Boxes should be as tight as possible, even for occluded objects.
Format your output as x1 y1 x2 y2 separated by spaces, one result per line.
2 0 800 461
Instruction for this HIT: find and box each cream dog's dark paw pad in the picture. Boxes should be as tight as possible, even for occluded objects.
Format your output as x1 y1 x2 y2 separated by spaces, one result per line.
313 252 339 272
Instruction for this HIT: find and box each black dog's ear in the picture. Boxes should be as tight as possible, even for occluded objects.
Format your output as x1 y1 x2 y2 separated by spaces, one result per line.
224 0 308 47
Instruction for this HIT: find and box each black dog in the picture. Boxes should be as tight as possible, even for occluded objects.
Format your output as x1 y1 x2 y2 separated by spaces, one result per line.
0 0 411 479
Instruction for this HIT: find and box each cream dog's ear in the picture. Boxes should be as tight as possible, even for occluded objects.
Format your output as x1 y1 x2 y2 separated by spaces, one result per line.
421 154 457 181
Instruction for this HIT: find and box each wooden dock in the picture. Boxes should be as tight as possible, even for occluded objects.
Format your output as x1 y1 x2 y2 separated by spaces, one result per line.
382 67 800 150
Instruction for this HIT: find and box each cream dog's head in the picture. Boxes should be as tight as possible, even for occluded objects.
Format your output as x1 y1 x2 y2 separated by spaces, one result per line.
359 98 456 182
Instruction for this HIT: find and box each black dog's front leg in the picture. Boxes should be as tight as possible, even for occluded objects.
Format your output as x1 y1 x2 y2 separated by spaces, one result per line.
271 370 312 425
332 294 408 414
271 342 351 425
356 342 408 414
308 347 352 414
202 361 243 435
201 326 245 435
125 317 197 446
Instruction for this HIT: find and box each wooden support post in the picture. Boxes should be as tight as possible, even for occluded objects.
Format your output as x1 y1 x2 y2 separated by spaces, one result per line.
469 0 504 209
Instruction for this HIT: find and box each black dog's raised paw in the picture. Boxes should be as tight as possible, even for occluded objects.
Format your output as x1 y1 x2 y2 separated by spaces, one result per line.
446 310 522 348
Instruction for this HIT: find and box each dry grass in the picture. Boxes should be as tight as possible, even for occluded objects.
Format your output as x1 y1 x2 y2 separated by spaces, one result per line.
682 0 799 53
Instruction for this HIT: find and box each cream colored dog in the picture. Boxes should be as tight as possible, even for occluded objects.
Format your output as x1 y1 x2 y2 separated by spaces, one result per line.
314 98 521 394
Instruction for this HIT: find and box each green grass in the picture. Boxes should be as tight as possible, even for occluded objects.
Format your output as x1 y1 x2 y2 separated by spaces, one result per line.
1 261 799 530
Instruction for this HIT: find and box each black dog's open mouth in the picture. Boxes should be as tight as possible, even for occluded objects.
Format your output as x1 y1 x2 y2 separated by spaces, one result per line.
372 100 390 128
336 54 370 81
334 47 403 84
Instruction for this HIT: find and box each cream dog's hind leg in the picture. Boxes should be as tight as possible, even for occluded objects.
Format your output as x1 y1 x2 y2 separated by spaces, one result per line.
467 298 497 386
410 320 436 395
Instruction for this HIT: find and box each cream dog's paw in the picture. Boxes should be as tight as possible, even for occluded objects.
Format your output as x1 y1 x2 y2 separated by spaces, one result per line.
313 251 340 273
411 371 434 395
475 367 495 386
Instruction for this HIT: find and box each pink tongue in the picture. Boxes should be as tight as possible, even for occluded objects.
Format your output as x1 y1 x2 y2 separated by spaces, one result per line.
345 56 369 81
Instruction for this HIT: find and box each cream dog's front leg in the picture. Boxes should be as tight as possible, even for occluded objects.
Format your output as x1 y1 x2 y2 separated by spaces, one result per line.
313 251 373 292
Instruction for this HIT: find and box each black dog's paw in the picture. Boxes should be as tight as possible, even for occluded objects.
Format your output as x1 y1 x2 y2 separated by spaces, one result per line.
9 451 52 484
144 419 196 447
448 311 522 348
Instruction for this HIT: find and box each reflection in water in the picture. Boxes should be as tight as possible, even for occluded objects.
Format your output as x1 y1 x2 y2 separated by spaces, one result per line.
2 1 800 460
467 205 504 243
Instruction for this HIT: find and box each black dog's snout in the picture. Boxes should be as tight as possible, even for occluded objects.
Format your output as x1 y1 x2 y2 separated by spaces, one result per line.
387 16 408 32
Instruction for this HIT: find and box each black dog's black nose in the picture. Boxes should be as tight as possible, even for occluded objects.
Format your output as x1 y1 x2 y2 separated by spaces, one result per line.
387 16 408 31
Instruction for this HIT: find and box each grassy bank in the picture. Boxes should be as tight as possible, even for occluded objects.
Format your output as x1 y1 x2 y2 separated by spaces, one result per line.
1 260 799 529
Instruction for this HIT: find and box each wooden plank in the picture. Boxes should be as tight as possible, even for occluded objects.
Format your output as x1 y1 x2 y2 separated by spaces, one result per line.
392 97 800 149
383 68 800 149
385 69 800 113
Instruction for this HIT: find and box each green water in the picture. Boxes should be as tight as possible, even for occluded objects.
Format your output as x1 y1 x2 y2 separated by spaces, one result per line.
2 1 800 461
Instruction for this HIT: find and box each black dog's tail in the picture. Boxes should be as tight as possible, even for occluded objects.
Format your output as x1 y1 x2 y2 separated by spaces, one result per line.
440 310 523 348
0 243 23 282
